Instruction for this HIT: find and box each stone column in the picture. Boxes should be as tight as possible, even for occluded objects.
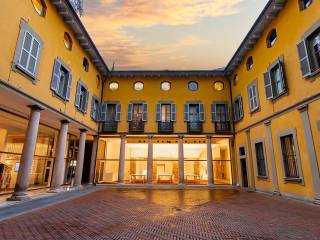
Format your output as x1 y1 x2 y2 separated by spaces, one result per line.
74 129 87 187
206 135 214 186
8 105 42 201
298 105 320 202
88 135 99 185
230 139 238 186
178 135 184 185
118 135 126 184
245 129 255 190
147 135 153 184
50 120 69 191
264 120 280 195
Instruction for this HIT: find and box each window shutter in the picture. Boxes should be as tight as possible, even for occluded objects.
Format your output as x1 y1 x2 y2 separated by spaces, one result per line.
90 96 95 120
116 104 121 122
239 96 244 119
100 103 107 122
156 103 161 122
184 104 189 122
74 82 81 107
84 91 89 113
264 72 273 100
66 72 72 101
297 40 311 78
199 103 205 122
233 101 238 122
97 102 101 122
142 103 148 121
225 104 230 121
278 59 287 92
127 103 133 121
248 86 254 110
211 103 217 122
171 103 176 122
51 59 61 93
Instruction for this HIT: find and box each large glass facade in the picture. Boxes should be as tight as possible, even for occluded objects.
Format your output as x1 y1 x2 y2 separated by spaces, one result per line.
95 138 120 183
0 111 56 193
212 138 232 185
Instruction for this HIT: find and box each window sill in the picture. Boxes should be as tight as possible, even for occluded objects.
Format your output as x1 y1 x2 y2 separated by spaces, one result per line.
257 175 268 180
284 177 303 184
75 107 87 115
307 68 320 80
249 106 260 115
12 64 37 84
271 90 288 102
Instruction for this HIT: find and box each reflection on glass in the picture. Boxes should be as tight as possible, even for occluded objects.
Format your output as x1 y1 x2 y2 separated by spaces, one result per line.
212 138 232 185
125 142 148 183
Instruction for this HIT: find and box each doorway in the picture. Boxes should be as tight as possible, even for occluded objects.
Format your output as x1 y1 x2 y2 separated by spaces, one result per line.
240 158 248 188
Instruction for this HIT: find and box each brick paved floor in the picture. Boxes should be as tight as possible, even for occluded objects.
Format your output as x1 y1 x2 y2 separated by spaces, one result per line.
0 188 319 240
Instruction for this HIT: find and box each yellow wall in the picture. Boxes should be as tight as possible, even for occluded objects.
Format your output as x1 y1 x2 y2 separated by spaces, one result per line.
231 1 320 200
0 0 102 132
103 76 231 134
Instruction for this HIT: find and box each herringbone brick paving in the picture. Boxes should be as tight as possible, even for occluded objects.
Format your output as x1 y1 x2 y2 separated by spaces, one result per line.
0 189 319 240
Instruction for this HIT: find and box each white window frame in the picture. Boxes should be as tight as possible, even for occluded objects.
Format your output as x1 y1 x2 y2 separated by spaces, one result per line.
13 20 44 80
247 80 260 112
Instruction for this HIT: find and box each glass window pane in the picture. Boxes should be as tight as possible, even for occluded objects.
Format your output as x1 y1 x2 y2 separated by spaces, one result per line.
23 32 32 51
31 40 39 57
19 50 29 68
28 56 36 73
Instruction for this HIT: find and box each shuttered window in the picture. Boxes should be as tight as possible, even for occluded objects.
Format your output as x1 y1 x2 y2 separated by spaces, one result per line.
263 58 286 100
90 96 100 121
127 103 147 122
13 21 43 79
75 81 89 113
50 58 72 101
184 103 204 122
233 96 243 122
247 80 259 112
211 103 230 122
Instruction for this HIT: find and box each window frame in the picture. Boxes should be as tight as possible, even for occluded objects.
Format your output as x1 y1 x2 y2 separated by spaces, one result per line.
31 0 47 17
90 95 100 122
133 81 144 91
75 80 89 114
211 101 230 122
299 0 313 11
266 29 277 48
233 95 244 122
64 32 73 51
184 102 205 122
12 20 44 81
277 128 304 183
246 56 253 71
160 81 171 91
156 101 176 122
247 79 260 113
127 101 147 122
253 138 268 179
188 81 199 91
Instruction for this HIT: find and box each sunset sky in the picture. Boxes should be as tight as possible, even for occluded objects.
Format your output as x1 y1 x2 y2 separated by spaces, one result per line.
81 0 269 70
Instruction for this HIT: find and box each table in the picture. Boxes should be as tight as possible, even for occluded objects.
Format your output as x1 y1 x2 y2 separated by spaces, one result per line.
185 174 201 184
130 174 146 184
157 174 173 183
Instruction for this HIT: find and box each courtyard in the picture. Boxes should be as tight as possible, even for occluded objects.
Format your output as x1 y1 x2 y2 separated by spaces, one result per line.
0 188 319 240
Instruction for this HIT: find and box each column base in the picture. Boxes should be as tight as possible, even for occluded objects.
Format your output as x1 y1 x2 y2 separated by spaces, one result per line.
207 183 215 188
178 183 185 189
7 192 30 201
273 191 281 196
72 185 84 190
48 187 64 193
314 197 320 205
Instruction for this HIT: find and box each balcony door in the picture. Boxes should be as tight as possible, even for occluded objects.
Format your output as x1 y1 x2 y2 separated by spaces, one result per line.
106 104 116 121
189 104 200 122
161 104 171 122
216 104 227 122
133 104 143 122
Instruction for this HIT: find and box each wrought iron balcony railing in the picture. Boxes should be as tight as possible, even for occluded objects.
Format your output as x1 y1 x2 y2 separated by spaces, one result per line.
214 121 231 133
187 121 203 133
101 121 118 133
158 121 174 133
129 121 145 132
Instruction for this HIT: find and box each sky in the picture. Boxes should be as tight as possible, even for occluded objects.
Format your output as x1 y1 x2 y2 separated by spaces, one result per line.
81 0 269 70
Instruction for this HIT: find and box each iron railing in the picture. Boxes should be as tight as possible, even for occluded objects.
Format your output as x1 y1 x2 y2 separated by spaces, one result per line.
158 121 174 133
129 121 145 132
101 121 118 133
187 121 203 133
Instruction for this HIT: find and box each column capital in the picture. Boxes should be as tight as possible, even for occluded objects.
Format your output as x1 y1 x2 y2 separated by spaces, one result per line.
206 135 212 139
60 120 70 124
245 129 250 134
28 105 44 111
120 134 126 139
147 134 154 139
298 104 308 113
178 134 184 139
264 120 271 126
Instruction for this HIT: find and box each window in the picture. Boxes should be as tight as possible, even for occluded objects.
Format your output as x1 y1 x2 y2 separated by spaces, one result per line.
134 82 144 91
90 96 100 121
128 103 147 121
246 56 253 71
96 75 101 88
188 81 198 91
247 80 259 112
267 29 277 48
233 74 239 86
100 103 121 122
264 57 287 100
83 57 89 72
211 102 230 122
297 26 320 77
50 58 72 100
31 0 46 17
64 32 72 50
161 82 171 91
254 141 267 177
184 103 204 122
109 82 119 91
299 0 312 10
214 81 224 91
13 21 43 79
156 103 176 122
75 81 89 113
280 135 300 179
233 96 244 122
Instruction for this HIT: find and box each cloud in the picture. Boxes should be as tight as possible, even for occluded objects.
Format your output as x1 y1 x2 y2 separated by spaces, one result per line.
82 0 244 69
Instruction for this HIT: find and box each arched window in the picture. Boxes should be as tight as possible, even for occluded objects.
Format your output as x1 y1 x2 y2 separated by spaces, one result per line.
83 57 89 72
267 29 277 48
31 0 47 17
64 32 73 50
246 56 253 71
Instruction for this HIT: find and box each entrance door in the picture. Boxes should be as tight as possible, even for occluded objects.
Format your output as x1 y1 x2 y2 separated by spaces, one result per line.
240 158 248 188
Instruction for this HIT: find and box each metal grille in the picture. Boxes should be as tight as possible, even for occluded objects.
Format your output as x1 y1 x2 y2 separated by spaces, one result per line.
280 135 299 178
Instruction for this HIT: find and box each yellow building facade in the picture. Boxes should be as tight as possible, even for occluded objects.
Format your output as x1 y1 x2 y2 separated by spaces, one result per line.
0 0 319 204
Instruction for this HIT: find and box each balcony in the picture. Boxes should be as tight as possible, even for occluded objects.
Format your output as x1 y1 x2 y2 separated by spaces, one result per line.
101 121 118 133
158 121 174 133
187 121 203 133
129 121 145 133
214 121 231 133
